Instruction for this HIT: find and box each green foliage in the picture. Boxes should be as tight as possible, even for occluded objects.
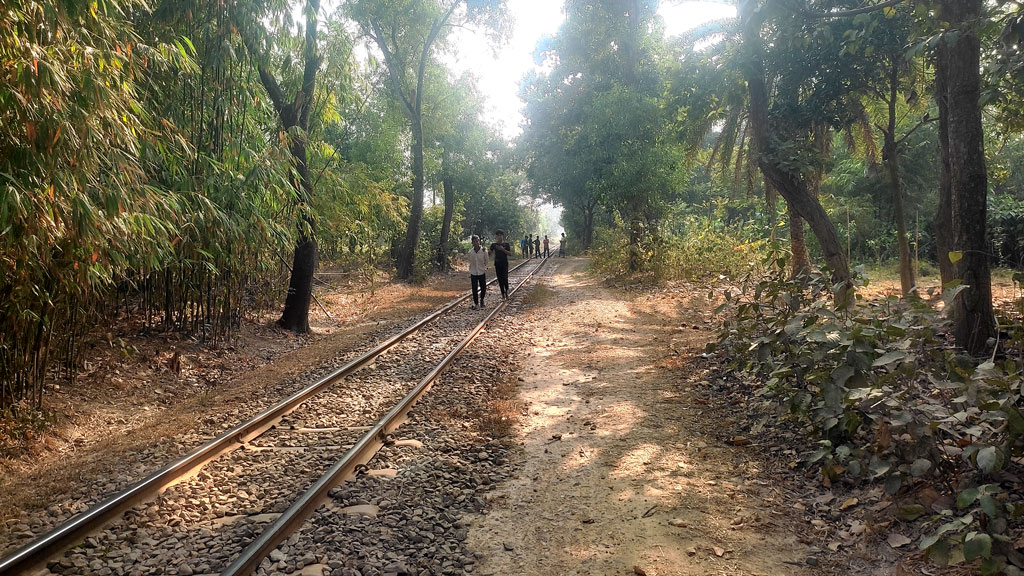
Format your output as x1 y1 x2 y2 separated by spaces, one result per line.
716 252 1024 572
1 0 183 408
520 0 678 261
590 215 765 282
988 193 1024 269
0 0 527 419
658 223 766 282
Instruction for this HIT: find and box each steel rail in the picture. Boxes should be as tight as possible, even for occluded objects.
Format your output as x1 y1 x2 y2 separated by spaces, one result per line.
0 259 535 576
221 257 549 576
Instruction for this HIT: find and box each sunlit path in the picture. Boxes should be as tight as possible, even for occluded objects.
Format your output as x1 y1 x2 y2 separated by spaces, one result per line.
468 258 815 576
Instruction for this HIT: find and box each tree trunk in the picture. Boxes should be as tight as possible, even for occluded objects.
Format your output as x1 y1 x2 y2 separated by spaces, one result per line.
939 0 995 354
240 0 321 333
934 36 955 287
739 0 851 302
762 164 850 293
627 216 642 273
436 177 455 271
883 62 916 297
885 137 915 297
397 116 426 279
278 134 317 333
788 202 810 276
279 232 316 333
583 202 595 251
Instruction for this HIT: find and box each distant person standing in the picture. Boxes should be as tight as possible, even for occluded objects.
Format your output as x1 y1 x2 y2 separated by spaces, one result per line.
489 230 512 300
527 234 534 257
559 232 567 257
534 235 541 258
543 235 550 258
467 235 488 309
521 234 528 258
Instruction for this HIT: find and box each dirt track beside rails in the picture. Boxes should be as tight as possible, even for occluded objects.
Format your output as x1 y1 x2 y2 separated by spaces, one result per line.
468 258 820 576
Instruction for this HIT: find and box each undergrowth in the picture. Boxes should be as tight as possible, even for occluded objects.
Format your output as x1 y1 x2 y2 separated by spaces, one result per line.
714 249 1024 574
590 223 765 282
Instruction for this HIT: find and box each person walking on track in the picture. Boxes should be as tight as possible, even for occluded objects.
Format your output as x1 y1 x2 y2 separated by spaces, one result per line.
543 235 550 258
559 232 567 257
521 234 528 258
534 235 541 258
489 230 512 300
467 235 488 309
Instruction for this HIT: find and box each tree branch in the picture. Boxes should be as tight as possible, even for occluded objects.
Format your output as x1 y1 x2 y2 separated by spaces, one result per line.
367 19 416 118
416 0 463 116
298 0 322 127
895 115 938 146
805 0 904 19
236 25 288 115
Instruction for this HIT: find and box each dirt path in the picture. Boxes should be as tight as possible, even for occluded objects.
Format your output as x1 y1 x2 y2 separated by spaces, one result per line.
468 258 819 576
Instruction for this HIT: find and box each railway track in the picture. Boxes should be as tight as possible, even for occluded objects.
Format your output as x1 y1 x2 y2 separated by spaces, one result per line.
1 258 549 576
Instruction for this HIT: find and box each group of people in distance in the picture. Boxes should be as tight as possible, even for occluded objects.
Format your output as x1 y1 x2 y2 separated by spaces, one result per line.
465 230 567 310
520 232 566 260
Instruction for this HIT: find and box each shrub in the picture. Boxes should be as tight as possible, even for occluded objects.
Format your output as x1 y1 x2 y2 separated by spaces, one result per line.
590 220 766 282
714 250 1024 574
656 225 766 281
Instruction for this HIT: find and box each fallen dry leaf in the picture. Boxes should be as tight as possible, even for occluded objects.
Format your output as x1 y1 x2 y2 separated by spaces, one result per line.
887 533 912 549
839 497 859 511
633 565 648 576
713 546 726 557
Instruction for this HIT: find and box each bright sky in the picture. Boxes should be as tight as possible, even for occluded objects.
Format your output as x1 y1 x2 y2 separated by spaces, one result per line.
444 0 737 140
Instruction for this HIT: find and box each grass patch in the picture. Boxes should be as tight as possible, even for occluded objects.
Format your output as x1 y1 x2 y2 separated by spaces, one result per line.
472 376 523 440
859 260 939 284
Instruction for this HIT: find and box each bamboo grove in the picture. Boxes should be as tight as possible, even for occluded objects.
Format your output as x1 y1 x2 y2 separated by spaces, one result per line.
8 0 1024 412
0 0 532 410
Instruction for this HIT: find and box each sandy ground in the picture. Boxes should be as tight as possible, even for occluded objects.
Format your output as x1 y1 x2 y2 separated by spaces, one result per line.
468 258 820 576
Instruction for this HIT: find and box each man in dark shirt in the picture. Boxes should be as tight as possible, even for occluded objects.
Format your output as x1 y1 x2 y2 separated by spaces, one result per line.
489 229 512 300
534 235 541 258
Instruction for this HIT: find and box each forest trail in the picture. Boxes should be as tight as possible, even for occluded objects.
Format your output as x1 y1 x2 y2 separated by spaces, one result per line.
468 258 819 576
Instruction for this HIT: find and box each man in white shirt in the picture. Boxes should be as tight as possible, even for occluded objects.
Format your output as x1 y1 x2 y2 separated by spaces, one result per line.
467 235 489 309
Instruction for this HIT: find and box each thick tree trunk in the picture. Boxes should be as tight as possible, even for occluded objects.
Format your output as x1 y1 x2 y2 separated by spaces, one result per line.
939 0 995 354
436 177 455 271
278 136 317 333
279 232 316 333
788 203 810 276
739 0 851 302
397 117 426 279
583 203 595 251
764 163 850 291
241 0 321 334
934 38 955 287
